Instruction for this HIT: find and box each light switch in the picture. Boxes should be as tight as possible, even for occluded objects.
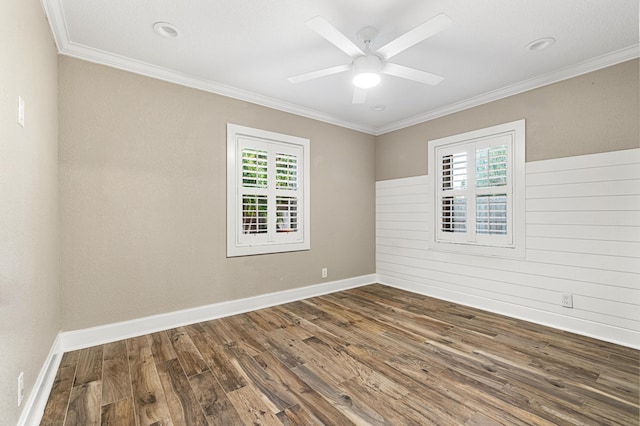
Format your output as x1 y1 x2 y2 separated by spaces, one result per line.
17 96 25 127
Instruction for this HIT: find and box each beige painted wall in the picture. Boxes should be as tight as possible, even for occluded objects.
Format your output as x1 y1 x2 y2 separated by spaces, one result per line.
376 59 640 181
0 1 59 423
59 57 376 330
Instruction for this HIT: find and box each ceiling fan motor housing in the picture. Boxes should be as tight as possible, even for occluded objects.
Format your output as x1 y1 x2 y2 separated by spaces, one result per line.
352 54 383 88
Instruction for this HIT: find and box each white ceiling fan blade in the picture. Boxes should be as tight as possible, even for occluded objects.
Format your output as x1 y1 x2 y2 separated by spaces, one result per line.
288 64 350 84
382 62 444 85
306 16 364 58
352 86 367 104
377 13 453 60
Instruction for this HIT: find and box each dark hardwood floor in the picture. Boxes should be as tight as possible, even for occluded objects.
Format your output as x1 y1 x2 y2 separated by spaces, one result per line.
41 284 639 425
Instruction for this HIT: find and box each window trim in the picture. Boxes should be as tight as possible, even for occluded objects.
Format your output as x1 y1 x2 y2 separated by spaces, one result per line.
227 123 310 257
427 119 525 258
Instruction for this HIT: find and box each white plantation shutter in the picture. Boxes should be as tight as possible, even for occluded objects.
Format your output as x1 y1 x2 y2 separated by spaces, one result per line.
474 136 512 246
442 152 467 191
276 196 297 232
242 195 268 234
275 152 299 233
228 124 310 257
275 152 298 189
242 148 268 189
440 150 468 238
435 133 513 246
476 144 508 188
236 138 303 246
442 196 467 233
429 120 525 257
476 194 507 235
475 142 509 237
241 148 269 236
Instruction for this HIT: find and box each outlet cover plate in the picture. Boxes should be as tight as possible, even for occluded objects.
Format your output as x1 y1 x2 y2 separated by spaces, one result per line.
561 294 573 308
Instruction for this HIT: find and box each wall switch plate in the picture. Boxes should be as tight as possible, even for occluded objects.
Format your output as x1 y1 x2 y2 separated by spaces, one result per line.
561 294 573 308
18 372 24 406
17 96 25 127
321 267 328 278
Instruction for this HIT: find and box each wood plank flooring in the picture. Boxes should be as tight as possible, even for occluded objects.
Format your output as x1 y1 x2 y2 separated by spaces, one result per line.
41 284 639 425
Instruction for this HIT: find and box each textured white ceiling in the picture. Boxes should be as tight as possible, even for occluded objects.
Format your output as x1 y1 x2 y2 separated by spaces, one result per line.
43 0 639 135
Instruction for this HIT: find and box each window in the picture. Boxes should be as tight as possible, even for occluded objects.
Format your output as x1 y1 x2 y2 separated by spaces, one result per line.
227 124 310 257
428 120 525 258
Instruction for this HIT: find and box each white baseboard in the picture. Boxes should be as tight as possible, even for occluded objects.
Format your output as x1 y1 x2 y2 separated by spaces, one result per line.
22 274 377 425
17 334 64 426
19 272 636 425
61 274 378 352
379 274 640 350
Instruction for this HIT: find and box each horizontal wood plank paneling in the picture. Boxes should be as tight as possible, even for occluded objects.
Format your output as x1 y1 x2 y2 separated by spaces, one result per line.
526 195 640 211
377 237 430 250
376 193 430 205
376 253 640 301
377 220 427 230
525 163 640 186
526 224 640 242
377 229 430 241
376 202 430 213
525 249 640 274
526 236 640 258
376 148 640 348
525 148 640 172
527 210 639 226
379 242 640 288
377 211 429 222
526 179 640 198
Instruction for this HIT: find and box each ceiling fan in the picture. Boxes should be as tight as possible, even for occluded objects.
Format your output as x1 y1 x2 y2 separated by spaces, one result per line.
288 14 453 104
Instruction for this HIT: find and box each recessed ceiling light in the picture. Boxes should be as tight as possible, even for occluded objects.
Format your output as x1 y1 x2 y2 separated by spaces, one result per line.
525 37 555 52
153 22 180 39
371 105 386 111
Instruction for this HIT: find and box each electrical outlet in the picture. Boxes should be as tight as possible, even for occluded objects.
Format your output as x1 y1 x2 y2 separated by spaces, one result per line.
321 267 328 278
18 372 24 406
561 294 573 308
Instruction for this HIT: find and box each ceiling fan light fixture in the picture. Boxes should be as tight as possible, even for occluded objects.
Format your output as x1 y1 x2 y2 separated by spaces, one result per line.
352 55 382 88
353 72 381 89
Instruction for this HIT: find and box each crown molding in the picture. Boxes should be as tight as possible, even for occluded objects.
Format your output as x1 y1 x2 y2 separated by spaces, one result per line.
60 42 379 135
42 0 638 137
375 44 640 135
41 0 376 134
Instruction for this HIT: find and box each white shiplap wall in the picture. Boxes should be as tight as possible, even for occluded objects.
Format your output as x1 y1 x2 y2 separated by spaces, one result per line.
376 148 640 349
